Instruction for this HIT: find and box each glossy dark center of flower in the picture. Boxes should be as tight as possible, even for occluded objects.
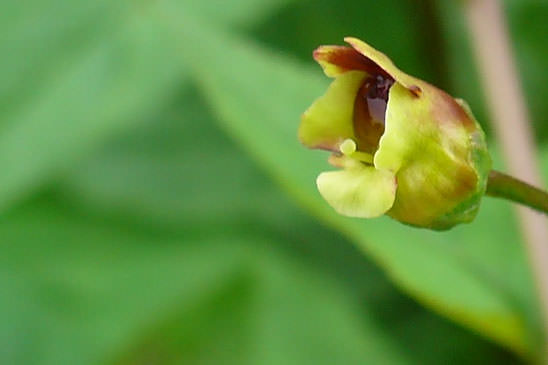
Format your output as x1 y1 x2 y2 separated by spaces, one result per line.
353 75 394 154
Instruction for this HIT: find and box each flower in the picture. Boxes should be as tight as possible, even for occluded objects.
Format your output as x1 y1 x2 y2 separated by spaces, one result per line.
299 37 491 230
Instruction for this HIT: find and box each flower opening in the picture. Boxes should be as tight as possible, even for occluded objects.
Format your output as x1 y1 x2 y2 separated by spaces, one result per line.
299 37 491 230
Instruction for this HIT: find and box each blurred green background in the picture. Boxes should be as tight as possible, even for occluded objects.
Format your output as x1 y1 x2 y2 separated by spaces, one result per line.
1 0 547 364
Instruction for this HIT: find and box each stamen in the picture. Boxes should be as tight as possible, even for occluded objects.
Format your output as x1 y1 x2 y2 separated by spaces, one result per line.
339 139 357 155
339 138 374 164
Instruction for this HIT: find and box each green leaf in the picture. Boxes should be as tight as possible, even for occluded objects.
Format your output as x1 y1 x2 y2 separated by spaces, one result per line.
109 244 411 365
0 1 187 212
57 88 298 230
0 196 518 364
180 0 294 27
0 198 411 365
0 0 293 213
175 13 542 359
0 200 245 364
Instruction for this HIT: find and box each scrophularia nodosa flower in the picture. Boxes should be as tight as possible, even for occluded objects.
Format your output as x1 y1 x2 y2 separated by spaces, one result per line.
299 37 491 230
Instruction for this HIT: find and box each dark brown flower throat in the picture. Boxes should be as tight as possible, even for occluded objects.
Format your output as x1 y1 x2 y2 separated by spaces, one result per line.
353 75 394 154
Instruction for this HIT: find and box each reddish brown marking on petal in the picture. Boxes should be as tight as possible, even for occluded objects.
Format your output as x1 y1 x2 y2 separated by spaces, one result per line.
408 85 422 97
302 141 339 153
328 154 346 167
428 84 476 130
314 46 391 77
450 164 478 200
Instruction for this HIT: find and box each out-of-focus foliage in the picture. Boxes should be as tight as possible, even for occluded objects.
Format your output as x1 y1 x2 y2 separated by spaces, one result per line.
0 0 546 364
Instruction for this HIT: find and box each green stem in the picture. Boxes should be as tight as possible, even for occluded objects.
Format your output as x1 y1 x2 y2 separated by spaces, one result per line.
486 170 548 214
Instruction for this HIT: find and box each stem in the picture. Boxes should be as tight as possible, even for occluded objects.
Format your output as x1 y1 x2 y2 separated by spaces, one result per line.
487 170 548 214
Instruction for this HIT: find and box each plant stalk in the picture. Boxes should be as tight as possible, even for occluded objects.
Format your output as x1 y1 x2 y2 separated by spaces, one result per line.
487 170 548 214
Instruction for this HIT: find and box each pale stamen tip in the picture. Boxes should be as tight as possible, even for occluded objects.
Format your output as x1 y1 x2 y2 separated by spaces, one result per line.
339 139 357 156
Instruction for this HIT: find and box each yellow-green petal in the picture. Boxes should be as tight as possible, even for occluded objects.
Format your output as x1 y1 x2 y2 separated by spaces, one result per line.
376 81 488 229
299 71 365 151
316 163 396 218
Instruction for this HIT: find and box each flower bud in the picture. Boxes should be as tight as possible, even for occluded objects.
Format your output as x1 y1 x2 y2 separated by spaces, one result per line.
299 37 491 230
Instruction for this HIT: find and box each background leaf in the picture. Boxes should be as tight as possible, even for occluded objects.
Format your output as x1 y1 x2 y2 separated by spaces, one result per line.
0 0 292 212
